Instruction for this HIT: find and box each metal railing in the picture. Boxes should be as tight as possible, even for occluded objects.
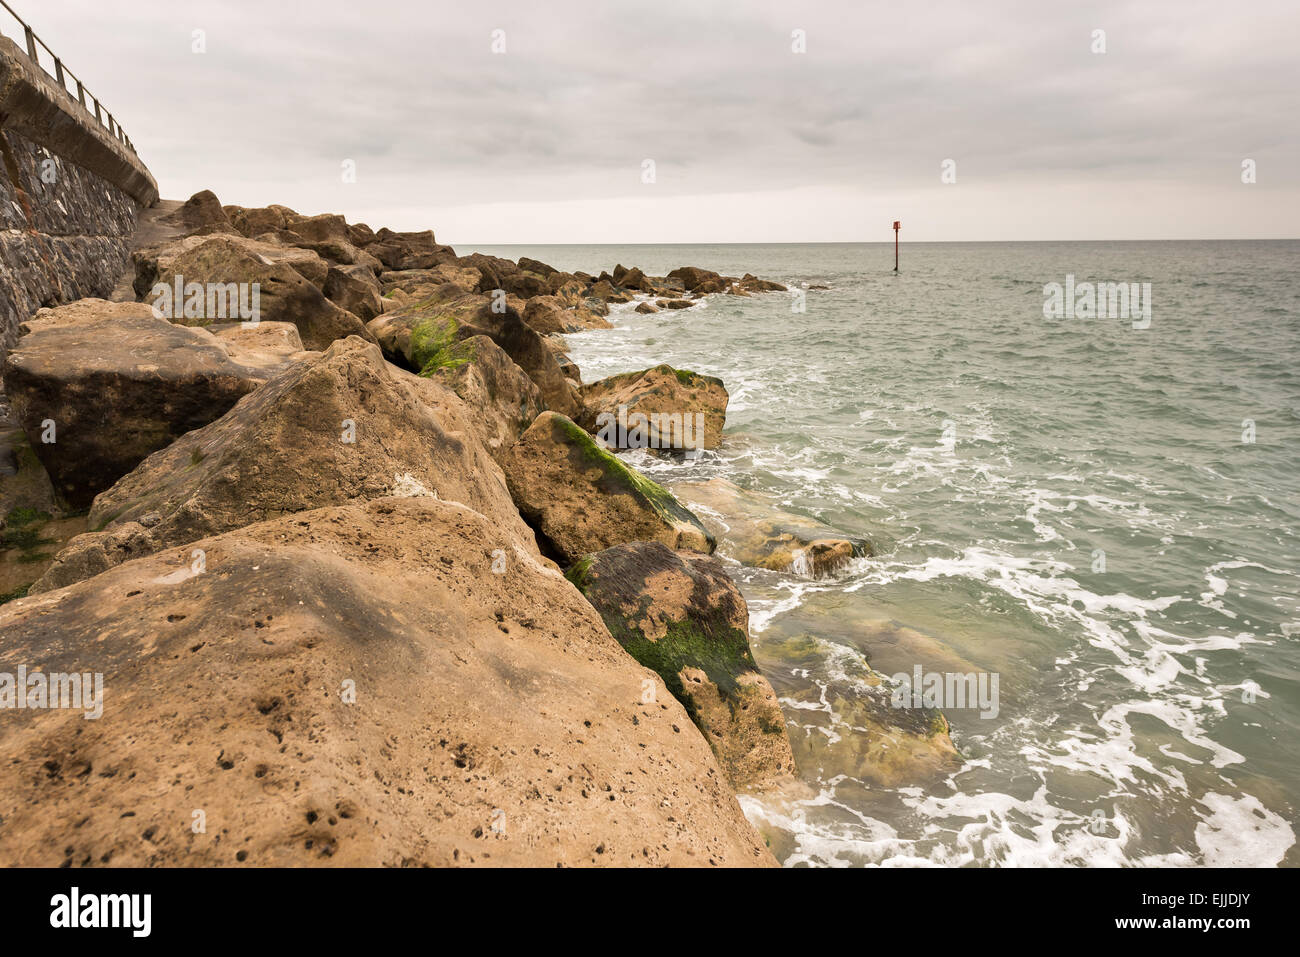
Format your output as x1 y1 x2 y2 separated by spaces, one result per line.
0 1 136 154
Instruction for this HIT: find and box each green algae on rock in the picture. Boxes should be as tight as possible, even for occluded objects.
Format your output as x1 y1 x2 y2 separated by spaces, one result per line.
504 412 714 565
568 541 796 790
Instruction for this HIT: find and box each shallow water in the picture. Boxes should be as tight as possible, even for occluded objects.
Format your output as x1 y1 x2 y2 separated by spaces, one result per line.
470 240 1300 867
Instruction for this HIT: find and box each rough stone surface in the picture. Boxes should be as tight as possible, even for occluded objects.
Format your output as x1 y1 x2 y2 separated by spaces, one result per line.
0 497 774 867
1 300 290 509
0 128 139 349
31 337 535 592
503 412 714 565
570 541 796 790
581 364 728 451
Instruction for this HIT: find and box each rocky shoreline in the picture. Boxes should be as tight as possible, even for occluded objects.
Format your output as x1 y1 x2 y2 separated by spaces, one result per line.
0 191 955 866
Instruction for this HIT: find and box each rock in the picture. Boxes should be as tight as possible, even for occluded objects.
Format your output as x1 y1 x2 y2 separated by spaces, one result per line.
161 190 235 234
520 296 611 336
517 256 557 277
635 301 659 314
224 205 288 238
0 497 773 867
672 478 871 576
737 273 787 293
365 284 486 373
580 364 728 451
503 412 714 565
666 266 724 293
30 337 535 592
323 264 383 322
135 235 372 350
296 239 381 272
347 222 376 247
569 541 796 790
381 264 482 295
369 229 453 272
1 300 293 510
761 633 960 789
285 213 350 245
420 334 543 465
458 305 583 419
588 280 634 304
134 233 330 293
656 299 695 310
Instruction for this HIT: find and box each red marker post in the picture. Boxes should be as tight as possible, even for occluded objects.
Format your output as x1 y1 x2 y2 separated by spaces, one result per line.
893 220 901 272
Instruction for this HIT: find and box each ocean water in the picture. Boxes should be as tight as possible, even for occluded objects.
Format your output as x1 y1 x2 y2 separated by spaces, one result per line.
468 241 1300 867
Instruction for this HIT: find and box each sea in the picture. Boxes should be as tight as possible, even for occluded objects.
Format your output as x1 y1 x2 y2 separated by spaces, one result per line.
465 240 1300 867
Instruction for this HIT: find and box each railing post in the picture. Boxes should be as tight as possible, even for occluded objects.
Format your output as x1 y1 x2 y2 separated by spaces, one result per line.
54 57 67 94
76 79 85 107
23 25 37 61
93 98 101 123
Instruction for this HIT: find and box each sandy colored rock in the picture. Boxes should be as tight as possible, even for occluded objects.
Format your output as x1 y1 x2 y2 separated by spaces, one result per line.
0 497 773 867
421 334 543 465
31 337 536 592
1 300 291 510
323 264 383 321
224 204 289 238
161 189 235 234
503 412 714 565
135 235 372 350
581 364 728 452
570 541 796 790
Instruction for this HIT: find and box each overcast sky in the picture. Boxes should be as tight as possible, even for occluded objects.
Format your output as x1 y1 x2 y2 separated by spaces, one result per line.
15 0 1299 243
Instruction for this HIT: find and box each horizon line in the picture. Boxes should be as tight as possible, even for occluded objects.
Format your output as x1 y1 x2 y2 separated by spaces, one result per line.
452 237 1300 246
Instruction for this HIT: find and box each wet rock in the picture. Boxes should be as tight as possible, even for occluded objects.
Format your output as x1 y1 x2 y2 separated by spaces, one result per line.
569 541 796 789
503 412 714 565
580 364 728 451
673 478 871 576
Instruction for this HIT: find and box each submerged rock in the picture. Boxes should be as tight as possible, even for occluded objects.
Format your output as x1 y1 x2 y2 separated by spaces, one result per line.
674 478 871 577
762 633 960 789
1 300 297 510
503 412 714 565
0 498 772 867
31 337 535 592
569 541 796 790
580 364 728 451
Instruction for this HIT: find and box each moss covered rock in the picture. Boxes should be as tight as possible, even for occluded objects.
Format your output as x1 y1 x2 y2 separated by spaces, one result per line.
580 364 728 451
504 412 714 564
569 541 796 790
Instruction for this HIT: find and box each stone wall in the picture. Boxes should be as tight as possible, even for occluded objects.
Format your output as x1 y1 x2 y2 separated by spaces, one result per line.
0 36 158 350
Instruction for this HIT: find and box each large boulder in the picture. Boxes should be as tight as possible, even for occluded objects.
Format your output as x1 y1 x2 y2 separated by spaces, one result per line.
673 478 871 577
1 300 296 510
133 233 331 293
458 305 582 418
580 364 728 452
136 235 372 350
569 542 796 790
503 412 714 565
421 335 543 465
285 213 350 244
666 266 727 293
369 229 453 272
224 205 289 238
369 286 580 419
523 296 612 335
323 264 383 322
161 189 235 235
31 337 536 592
0 498 772 867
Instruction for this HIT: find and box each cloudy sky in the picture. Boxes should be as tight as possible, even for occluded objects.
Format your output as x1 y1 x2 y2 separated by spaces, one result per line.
16 0 1299 242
